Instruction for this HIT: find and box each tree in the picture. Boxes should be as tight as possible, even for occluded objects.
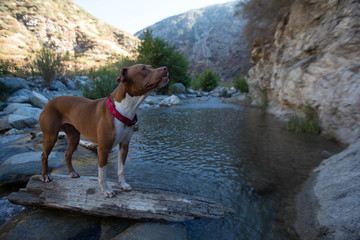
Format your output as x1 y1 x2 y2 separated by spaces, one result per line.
191 69 219 92
137 29 191 92
235 0 294 48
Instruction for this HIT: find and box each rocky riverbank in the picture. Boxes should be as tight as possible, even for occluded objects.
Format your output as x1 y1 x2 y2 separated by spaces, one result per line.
295 139 360 240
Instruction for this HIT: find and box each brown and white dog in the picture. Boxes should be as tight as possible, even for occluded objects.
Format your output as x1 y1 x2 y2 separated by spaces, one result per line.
39 64 169 197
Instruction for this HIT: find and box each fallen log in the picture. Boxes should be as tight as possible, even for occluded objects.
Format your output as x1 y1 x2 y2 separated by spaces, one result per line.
7 175 233 222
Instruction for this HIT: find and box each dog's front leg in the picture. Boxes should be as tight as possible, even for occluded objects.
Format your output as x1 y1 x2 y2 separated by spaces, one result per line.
97 149 115 198
118 143 132 191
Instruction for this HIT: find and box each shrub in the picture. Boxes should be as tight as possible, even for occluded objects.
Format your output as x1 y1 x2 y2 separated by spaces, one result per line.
191 69 219 92
32 47 65 85
235 0 295 47
0 59 18 77
286 105 320 134
82 59 135 99
233 77 249 93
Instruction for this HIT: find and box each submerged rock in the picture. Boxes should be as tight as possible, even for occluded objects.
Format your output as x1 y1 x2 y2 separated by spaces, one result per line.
112 222 188 240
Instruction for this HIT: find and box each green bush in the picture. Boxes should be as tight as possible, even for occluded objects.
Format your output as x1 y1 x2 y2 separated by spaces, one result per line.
83 59 135 99
233 77 249 93
137 29 191 93
0 59 18 77
191 69 219 92
286 105 320 134
31 47 65 85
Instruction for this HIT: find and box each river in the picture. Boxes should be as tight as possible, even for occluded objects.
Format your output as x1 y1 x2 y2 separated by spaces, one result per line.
0 97 342 239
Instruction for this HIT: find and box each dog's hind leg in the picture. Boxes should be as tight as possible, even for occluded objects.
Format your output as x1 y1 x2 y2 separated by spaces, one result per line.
41 132 58 182
62 123 80 178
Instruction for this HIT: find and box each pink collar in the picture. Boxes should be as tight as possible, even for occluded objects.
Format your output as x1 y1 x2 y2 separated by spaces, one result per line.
106 96 138 127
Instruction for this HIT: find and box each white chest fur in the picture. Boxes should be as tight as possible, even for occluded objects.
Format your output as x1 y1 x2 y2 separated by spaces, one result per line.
112 93 147 148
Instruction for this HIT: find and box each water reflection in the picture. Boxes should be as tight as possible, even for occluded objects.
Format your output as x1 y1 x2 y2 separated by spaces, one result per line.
53 97 341 239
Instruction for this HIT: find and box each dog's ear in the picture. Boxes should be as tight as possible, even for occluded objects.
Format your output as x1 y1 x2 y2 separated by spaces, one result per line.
117 68 128 83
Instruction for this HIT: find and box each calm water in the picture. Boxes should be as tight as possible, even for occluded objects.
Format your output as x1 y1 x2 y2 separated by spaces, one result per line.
1 97 342 239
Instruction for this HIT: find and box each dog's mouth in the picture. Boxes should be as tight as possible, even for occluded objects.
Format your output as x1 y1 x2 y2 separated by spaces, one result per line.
146 73 169 90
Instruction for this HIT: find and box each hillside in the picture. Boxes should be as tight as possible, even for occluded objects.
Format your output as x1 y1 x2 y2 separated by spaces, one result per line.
136 2 249 82
0 0 140 67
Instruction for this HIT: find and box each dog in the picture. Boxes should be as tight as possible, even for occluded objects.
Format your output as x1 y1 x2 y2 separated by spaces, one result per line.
39 64 169 197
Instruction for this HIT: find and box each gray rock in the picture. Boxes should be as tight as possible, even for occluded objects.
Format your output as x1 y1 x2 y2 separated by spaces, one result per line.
30 91 48 108
4 129 23 136
8 114 37 129
313 139 360 240
0 116 11 132
0 77 29 93
159 95 181 107
49 80 67 91
0 151 63 185
169 83 186 94
0 209 100 240
3 103 32 115
111 222 188 240
7 89 32 103
57 76 77 90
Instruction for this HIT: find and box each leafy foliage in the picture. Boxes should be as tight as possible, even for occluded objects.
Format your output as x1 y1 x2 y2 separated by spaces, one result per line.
31 47 66 85
233 76 249 93
191 69 219 92
83 58 136 99
235 0 294 47
137 29 191 93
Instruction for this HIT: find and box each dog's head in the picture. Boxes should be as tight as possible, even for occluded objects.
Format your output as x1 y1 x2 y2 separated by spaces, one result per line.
117 64 169 96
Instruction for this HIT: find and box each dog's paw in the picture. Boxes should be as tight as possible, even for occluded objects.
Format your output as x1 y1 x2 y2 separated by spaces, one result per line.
121 182 132 191
42 174 52 182
102 189 116 198
69 171 80 178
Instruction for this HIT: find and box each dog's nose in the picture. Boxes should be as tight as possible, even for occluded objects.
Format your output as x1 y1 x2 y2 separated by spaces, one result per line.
162 66 167 72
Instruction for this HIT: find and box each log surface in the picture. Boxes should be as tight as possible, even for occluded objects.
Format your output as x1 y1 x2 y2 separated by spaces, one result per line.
7 175 233 222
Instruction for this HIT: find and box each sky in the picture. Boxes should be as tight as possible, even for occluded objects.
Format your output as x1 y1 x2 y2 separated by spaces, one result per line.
72 0 236 34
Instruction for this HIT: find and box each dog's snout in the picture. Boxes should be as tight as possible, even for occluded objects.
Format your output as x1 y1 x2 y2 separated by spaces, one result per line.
162 66 167 72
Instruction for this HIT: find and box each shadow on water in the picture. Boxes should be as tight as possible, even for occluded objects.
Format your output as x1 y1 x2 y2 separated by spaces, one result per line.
1 97 342 239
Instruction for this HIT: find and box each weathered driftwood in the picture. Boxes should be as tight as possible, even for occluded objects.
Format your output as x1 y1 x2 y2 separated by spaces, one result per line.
7 175 233 221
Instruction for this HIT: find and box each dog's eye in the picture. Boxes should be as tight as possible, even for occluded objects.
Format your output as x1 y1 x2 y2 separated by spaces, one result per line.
141 67 147 71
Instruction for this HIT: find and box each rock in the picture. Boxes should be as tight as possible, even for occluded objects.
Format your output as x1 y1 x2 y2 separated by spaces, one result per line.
311 139 360 240
30 91 48 108
169 83 186 94
159 95 181 107
0 151 64 185
49 80 67 91
74 76 90 87
8 114 37 129
58 77 77 90
112 222 188 240
4 128 23 136
6 89 32 103
0 116 11 132
79 139 98 151
0 209 100 240
246 0 360 145
3 103 32 115
0 102 7 111
0 77 29 93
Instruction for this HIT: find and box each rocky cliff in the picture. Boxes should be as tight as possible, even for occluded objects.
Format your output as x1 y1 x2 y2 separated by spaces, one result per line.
247 0 360 144
0 0 140 66
136 2 249 82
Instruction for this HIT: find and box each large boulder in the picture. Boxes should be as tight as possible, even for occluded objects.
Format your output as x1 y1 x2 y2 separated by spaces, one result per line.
0 209 100 239
30 91 48 108
8 114 37 129
0 77 29 93
3 103 42 129
6 89 32 103
49 80 67 91
0 151 63 185
3 103 32 115
159 95 181 107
